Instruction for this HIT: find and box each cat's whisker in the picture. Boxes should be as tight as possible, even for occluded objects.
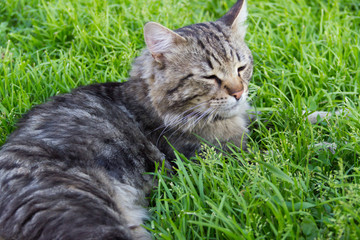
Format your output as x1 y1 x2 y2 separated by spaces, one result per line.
193 111 215 136
164 101 209 127
177 110 205 132
154 101 210 146
189 108 213 130
171 107 218 146
166 110 206 142
205 108 218 124
197 107 219 128
150 101 209 135
182 107 215 134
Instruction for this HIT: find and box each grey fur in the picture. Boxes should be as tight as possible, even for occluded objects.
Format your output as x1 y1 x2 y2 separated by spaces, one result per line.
0 0 253 239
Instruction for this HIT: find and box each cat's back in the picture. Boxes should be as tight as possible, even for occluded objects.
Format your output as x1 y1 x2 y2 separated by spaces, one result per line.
0 81 164 184
0 82 163 240
7 82 129 150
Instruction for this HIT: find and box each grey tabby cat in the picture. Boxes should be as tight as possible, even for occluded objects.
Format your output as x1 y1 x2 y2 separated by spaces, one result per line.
0 0 252 239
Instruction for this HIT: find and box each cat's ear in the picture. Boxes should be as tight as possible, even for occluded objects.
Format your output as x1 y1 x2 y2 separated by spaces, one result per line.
144 22 186 62
217 0 248 37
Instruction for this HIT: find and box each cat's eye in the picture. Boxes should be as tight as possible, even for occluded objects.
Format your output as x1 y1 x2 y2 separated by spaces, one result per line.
238 65 246 72
204 75 222 86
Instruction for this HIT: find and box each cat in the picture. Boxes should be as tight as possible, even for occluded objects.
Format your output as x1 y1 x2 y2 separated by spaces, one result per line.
0 0 253 239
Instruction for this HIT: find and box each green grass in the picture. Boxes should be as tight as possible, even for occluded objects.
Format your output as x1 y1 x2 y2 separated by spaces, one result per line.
1 0 359 239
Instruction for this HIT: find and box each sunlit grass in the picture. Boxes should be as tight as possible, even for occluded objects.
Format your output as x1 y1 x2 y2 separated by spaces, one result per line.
1 0 359 239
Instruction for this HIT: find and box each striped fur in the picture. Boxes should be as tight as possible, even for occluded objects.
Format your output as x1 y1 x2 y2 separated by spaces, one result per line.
0 0 253 239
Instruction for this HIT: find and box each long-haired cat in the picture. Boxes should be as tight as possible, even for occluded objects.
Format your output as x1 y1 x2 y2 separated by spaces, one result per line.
0 0 253 239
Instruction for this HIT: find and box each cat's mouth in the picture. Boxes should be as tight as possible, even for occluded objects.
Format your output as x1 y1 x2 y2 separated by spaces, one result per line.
211 95 248 121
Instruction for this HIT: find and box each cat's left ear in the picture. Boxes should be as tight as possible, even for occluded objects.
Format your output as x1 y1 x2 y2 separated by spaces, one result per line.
217 0 248 37
144 22 186 63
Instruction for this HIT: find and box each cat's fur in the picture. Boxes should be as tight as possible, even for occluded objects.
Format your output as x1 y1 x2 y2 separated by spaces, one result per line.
0 0 253 239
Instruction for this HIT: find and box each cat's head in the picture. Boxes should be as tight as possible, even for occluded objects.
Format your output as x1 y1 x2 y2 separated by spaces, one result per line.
132 0 253 132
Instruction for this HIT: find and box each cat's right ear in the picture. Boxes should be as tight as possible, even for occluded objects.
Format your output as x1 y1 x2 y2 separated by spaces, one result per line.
144 22 186 63
217 0 248 38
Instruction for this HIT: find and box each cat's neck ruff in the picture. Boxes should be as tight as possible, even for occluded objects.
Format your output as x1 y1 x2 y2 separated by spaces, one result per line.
194 101 250 143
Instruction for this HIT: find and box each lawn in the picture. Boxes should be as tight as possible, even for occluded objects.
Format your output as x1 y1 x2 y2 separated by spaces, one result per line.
1 0 360 239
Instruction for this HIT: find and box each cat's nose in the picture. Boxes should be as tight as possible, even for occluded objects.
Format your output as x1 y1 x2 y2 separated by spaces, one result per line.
231 90 244 100
224 81 244 100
